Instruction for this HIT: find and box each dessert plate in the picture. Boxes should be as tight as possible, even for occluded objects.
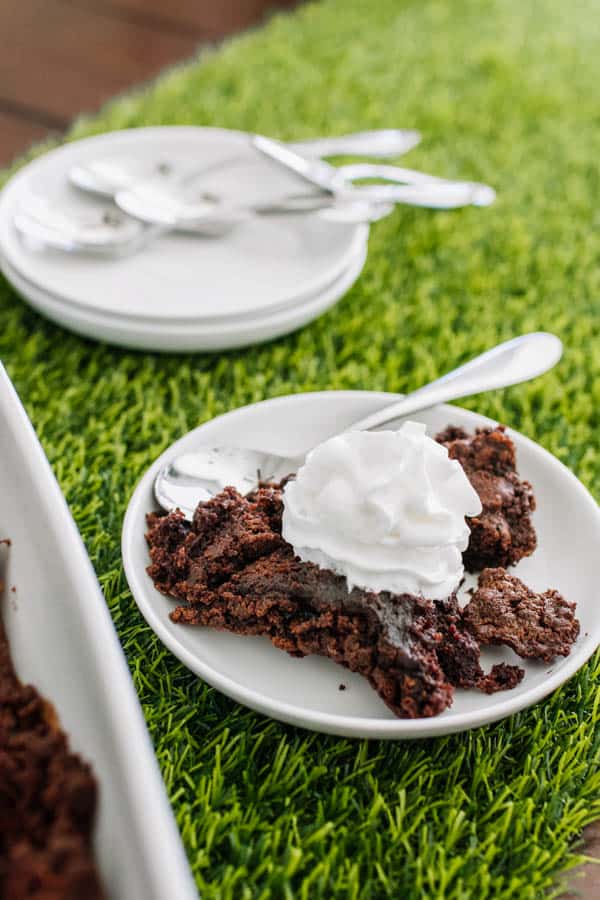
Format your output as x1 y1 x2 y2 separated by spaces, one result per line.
0 364 196 898
0 126 368 323
122 391 600 739
1 245 367 352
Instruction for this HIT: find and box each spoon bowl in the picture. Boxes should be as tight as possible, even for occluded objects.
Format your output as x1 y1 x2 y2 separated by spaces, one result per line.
14 202 163 257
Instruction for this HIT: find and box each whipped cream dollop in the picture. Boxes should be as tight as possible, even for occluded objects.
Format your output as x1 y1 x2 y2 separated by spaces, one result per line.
281 422 482 599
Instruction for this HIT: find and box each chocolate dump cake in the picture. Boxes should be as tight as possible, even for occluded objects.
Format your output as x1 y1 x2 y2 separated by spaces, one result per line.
146 423 579 719
0 563 104 899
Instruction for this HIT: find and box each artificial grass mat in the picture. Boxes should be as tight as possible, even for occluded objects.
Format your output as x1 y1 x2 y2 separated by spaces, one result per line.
1 0 600 896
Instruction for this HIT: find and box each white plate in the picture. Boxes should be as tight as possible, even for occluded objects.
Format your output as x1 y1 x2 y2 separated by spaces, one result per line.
0 126 368 322
122 391 600 740
0 364 197 900
1 245 367 352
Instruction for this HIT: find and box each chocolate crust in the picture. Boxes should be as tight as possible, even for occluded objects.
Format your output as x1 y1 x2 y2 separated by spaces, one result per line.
435 425 537 571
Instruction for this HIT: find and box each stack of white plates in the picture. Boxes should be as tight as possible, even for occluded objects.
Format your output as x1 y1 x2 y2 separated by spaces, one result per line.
0 128 369 352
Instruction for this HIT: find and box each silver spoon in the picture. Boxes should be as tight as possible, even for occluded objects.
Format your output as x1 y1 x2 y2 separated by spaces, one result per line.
154 332 563 520
336 163 496 207
68 130 422 200
115 167 487 233
14 191 393 257
253 134 496 209
114 183 394 232
13 204 164 257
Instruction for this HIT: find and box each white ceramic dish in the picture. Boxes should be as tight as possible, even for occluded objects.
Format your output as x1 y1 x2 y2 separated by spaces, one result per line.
0 364 197 899
1 246 367 352
0 126 368 323
122 391 600 740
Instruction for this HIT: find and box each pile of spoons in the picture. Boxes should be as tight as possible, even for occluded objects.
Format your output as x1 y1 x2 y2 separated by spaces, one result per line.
14 128 495 258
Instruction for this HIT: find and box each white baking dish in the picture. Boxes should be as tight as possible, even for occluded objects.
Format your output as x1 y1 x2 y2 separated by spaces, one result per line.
0 363 197 900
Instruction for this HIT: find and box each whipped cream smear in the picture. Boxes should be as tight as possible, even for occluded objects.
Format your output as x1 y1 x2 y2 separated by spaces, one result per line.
282 422 482 600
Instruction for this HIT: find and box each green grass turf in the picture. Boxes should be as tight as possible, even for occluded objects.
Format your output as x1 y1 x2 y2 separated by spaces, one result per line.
2 0 600 895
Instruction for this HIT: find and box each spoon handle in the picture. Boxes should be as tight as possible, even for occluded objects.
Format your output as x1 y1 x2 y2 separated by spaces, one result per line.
288 129 421 159
336 163 496 207
348 333 563 433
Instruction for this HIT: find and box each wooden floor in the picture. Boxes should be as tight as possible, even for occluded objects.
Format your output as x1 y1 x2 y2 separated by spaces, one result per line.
0 1 598 894
0 0 297 167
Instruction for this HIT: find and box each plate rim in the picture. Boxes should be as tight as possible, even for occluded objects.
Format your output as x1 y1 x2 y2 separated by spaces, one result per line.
122 390 600 739
0 125 369 323
1 245 367 352
0 244 366 335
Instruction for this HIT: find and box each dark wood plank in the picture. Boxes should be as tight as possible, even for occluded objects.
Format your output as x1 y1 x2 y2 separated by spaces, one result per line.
0 111 56 168
0 0 202 122
0 0 297 164
562 821 600 899
71 0 299 35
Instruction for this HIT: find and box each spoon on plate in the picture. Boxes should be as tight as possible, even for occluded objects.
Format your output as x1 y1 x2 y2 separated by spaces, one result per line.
17 131 486 256
252 135 496 208
68 129 423 200
14 170 479 256
115 145 495 233
13 198 158 257
14 192 393 256
114 173 479 235
20 160 472 256
154 332 562 520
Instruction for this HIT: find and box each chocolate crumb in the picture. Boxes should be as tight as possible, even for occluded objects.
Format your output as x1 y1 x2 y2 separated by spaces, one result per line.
464 568 579 662
478 662 525 694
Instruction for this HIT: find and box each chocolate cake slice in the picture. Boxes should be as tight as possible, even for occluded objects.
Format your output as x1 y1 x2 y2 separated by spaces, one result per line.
435 425 536 570
463 567 580 662
147 485 524 719
0 568 104 900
